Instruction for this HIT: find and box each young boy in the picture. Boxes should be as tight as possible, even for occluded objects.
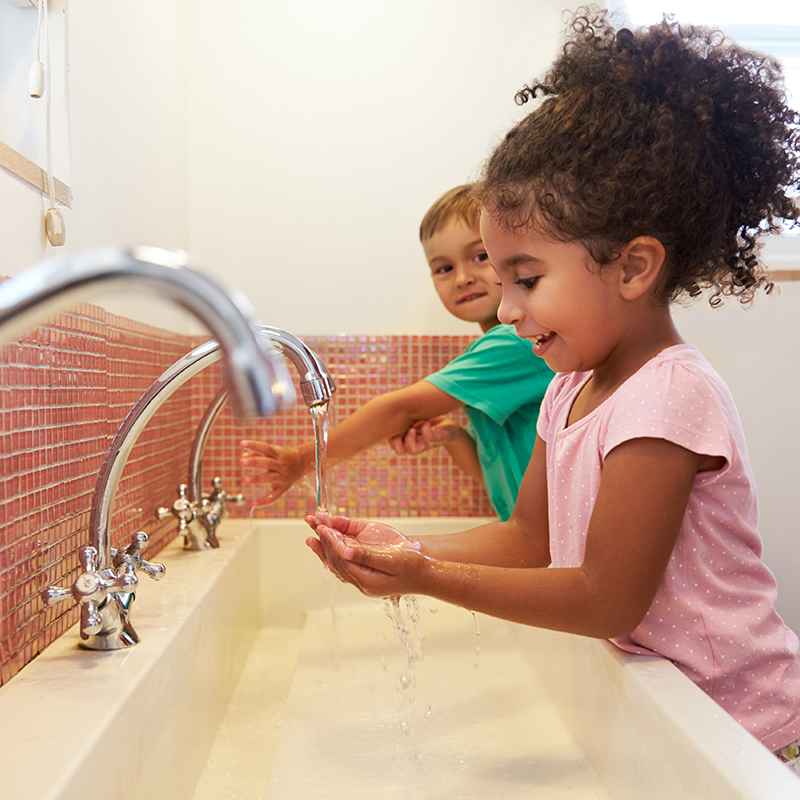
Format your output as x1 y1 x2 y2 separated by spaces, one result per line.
240 186 553 520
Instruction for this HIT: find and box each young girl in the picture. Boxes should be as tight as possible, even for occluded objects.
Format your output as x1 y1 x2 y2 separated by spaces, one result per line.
305 9 800 766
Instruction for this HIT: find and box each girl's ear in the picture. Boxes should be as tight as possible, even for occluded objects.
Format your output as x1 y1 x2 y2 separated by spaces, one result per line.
617 237 666 300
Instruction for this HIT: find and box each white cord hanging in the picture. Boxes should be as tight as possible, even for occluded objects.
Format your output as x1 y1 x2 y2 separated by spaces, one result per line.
28 0 45 98
41 0 66 246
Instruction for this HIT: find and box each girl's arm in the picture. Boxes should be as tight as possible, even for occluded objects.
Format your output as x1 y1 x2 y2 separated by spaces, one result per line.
307 435 551 574
310 435 702 640
241 380 465 501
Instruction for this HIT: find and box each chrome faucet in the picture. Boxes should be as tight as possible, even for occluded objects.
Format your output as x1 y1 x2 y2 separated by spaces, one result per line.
157 327 336 549
0 245 295 650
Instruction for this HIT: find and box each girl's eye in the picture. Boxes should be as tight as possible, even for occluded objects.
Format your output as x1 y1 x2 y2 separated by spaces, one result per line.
516 277 540 290
475 252 490 264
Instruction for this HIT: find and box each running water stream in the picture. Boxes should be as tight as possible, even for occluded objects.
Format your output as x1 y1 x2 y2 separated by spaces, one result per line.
310 402 330 512
307 400 482 738
309 401 340 662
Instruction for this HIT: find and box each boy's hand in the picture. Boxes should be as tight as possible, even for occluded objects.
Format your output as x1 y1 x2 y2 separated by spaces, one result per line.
304 511 426 597
387 417 461 456
240 439 306 503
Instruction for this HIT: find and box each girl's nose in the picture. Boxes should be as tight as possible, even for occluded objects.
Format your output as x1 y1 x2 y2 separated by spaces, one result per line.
497 293 519 326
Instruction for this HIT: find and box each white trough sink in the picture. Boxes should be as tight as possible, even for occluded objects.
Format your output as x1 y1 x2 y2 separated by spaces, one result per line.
2 518 798 800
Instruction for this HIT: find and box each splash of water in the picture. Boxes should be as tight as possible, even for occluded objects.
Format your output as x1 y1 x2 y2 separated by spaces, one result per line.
472 610 481 668
383 595 423 736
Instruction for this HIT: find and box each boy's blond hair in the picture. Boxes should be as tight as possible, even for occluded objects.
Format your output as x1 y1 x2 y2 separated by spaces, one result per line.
419 185 479 242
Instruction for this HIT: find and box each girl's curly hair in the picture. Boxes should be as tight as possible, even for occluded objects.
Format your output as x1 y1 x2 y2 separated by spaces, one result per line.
472 6 800 305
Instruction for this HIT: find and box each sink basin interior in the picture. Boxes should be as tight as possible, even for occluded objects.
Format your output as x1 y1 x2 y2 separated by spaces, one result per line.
197 601 605 800
2 517 799 800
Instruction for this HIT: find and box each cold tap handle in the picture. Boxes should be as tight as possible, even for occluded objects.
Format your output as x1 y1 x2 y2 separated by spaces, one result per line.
156 484 196 531
137 558 167 581
207 477 246 508
111 531 166 582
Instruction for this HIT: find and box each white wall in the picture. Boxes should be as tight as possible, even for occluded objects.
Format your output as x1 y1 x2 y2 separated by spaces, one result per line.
185 0 571 336
1 0 193 326
1 0 799 631
674 288 800 633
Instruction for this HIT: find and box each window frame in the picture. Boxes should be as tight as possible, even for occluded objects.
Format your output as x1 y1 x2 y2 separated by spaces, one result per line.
605 1 800 275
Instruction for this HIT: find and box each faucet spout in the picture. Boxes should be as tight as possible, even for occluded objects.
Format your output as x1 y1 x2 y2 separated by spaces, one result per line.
260 326 336 408
1 245 296 649
0 245 294 418
187 328 336 509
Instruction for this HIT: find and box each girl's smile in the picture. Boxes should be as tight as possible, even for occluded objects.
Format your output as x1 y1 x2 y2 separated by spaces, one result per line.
479 213 623 375
529 330 556 353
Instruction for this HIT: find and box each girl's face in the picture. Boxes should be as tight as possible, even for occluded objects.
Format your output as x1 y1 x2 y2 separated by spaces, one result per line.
480 213 626 374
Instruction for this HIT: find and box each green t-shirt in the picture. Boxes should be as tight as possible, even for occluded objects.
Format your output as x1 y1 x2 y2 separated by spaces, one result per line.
424 324 553 520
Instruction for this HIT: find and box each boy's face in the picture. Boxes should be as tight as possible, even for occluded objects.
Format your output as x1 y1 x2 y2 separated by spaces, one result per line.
422 219 502 332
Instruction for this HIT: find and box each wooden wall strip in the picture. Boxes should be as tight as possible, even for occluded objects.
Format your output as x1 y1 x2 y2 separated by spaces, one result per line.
769 270 800 281
0 139 71 208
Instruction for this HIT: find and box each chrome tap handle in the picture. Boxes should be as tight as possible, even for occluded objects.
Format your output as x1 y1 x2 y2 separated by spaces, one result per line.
200 476 246 539
207 476 246 508
41 545 139 637
156 484 196 532
110 531 166 582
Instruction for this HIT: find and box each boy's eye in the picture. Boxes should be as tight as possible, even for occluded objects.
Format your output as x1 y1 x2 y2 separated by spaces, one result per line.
475 252 490 264
433 264 453 276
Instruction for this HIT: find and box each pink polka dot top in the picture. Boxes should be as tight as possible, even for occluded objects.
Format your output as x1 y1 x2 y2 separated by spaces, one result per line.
537 344 800 750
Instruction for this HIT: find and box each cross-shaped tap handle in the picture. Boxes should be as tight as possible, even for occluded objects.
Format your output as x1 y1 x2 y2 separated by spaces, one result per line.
111 531 166 582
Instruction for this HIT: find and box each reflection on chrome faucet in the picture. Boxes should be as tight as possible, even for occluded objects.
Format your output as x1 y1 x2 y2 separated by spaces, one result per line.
0 245 295 650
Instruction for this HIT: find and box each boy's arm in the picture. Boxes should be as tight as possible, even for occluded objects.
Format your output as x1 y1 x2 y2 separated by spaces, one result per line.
241 380 465 502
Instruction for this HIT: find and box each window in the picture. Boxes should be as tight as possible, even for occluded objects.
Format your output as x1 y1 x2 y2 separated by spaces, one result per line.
608 1 800 271
609 1 800 126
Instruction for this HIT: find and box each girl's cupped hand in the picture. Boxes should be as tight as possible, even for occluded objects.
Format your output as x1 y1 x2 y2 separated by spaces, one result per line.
304 511 427 598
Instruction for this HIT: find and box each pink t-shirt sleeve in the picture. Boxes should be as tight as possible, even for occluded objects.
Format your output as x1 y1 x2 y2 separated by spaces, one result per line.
600 356 735 465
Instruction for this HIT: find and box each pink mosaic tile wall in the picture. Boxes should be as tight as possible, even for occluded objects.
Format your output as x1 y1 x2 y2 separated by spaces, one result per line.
0 305 195 686
193 335 495 520
1 313 492 686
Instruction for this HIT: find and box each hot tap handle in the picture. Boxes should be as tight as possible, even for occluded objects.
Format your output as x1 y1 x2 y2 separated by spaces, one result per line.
111 531 166 582
40 545 139 637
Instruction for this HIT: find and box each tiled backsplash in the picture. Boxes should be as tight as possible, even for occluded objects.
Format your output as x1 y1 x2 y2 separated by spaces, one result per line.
1 310 491 686
198 335 494 520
